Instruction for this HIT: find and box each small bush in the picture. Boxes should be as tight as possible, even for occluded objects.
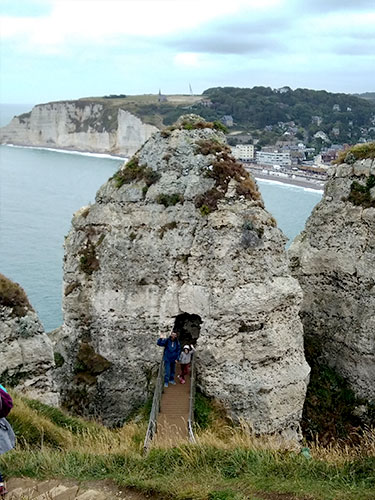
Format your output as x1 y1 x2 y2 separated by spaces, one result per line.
79 242 99 275
54 352 65 368
0 273 32 317
194 151 262 215
346 175 375 208
196 139 228 156
156 193 184 207
112 157 160 189
213 121 228 133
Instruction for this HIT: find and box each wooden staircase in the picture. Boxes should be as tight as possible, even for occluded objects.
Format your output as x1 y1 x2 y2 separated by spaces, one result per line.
143 357 196 451
154 374 191 445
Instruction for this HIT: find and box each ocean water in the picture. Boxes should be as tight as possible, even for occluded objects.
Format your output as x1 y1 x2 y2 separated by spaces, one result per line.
0 143 322 332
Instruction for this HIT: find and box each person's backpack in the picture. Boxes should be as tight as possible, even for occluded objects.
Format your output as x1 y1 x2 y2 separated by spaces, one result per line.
0 385 13 418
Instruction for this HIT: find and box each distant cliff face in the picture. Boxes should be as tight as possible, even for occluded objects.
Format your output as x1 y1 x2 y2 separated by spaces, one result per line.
0 101 158 157
0 273 59 405
55 115 309 439
289 148 375 403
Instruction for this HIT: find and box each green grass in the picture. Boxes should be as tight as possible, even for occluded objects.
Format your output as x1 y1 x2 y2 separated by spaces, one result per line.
1 392 374 500
335 142 375 164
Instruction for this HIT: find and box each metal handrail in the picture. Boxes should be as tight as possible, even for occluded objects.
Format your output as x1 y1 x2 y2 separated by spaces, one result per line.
143 356 164 453
187 354 196 443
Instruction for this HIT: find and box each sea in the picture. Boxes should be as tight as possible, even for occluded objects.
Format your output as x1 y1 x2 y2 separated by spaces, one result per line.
0 105 323 332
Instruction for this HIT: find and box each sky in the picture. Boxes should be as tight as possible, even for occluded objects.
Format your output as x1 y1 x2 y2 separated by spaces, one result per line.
0 0 374 105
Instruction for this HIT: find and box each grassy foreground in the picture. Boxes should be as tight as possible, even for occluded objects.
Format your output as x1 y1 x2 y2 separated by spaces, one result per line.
1 393 374 500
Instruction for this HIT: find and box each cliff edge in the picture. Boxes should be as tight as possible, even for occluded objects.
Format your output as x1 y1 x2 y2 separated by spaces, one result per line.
289 143 375 405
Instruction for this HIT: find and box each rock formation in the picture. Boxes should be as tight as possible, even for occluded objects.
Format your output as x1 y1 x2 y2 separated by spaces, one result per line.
0 101 158 157
55 115 309 438
289 147 375 403
0 273 59 405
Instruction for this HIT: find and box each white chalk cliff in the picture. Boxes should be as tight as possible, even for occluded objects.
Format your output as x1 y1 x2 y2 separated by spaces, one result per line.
0 101 158 157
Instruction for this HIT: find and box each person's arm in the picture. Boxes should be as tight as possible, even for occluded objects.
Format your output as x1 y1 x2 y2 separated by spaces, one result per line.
157 333 168 347
190 344 195 352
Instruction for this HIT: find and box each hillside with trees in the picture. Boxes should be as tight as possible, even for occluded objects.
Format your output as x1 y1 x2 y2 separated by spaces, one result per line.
101 87 375 150
190 87 375 148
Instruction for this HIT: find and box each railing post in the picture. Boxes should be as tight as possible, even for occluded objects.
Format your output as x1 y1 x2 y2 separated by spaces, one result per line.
187 354 196 443
143 356 164 454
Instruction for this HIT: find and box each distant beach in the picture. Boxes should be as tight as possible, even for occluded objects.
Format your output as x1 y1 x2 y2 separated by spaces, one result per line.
251 170 325 192
4 143 127 161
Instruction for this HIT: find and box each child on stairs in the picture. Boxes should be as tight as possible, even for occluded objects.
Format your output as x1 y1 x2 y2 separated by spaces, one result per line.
178 345 195 384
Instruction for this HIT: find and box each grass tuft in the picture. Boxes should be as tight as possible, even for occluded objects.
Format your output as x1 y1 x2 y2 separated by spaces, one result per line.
0 273 33 317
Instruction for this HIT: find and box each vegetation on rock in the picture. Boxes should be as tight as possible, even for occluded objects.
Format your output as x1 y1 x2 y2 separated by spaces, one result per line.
112 157 160 189
302 336 375 445
0 273 33 317
347 175 375 208
79 241 100 275
335 142 375 164
194 148 262 214
156 193 184 207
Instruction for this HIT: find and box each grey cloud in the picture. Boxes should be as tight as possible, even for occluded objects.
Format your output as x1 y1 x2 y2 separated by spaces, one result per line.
290 0 375 14
170 34 286 55
332 41 375 55
161 11 291 55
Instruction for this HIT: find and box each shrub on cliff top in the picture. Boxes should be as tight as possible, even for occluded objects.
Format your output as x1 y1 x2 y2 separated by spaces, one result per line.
335 142 375 164
112 157 160 189
195 150 262 214
0 273 32 317
160 114 228 136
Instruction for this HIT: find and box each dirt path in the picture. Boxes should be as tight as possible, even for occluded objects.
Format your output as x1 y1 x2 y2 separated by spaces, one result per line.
5 478 154 500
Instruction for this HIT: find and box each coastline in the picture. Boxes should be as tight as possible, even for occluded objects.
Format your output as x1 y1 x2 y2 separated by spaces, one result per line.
251 171 325 192
1 143 128 161
1 142 325 192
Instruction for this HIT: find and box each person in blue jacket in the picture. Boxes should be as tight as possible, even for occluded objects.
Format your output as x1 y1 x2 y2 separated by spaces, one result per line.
157 331 181 388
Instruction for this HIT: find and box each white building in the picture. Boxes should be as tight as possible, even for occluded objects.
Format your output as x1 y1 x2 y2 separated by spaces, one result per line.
256 150 292 167
231 144 255 161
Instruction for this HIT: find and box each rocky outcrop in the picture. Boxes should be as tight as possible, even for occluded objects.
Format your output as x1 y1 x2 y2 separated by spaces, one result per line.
289 150 375 403
0 101 158 157
0 273 59 405
55 115 309 438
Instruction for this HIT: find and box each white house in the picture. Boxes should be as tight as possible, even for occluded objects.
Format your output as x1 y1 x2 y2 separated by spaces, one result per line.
256 150 292 167
231 144 255 161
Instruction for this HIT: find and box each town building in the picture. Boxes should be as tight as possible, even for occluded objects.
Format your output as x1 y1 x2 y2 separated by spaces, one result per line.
231 144 255 161
221 115 233 127
256 150 292 167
